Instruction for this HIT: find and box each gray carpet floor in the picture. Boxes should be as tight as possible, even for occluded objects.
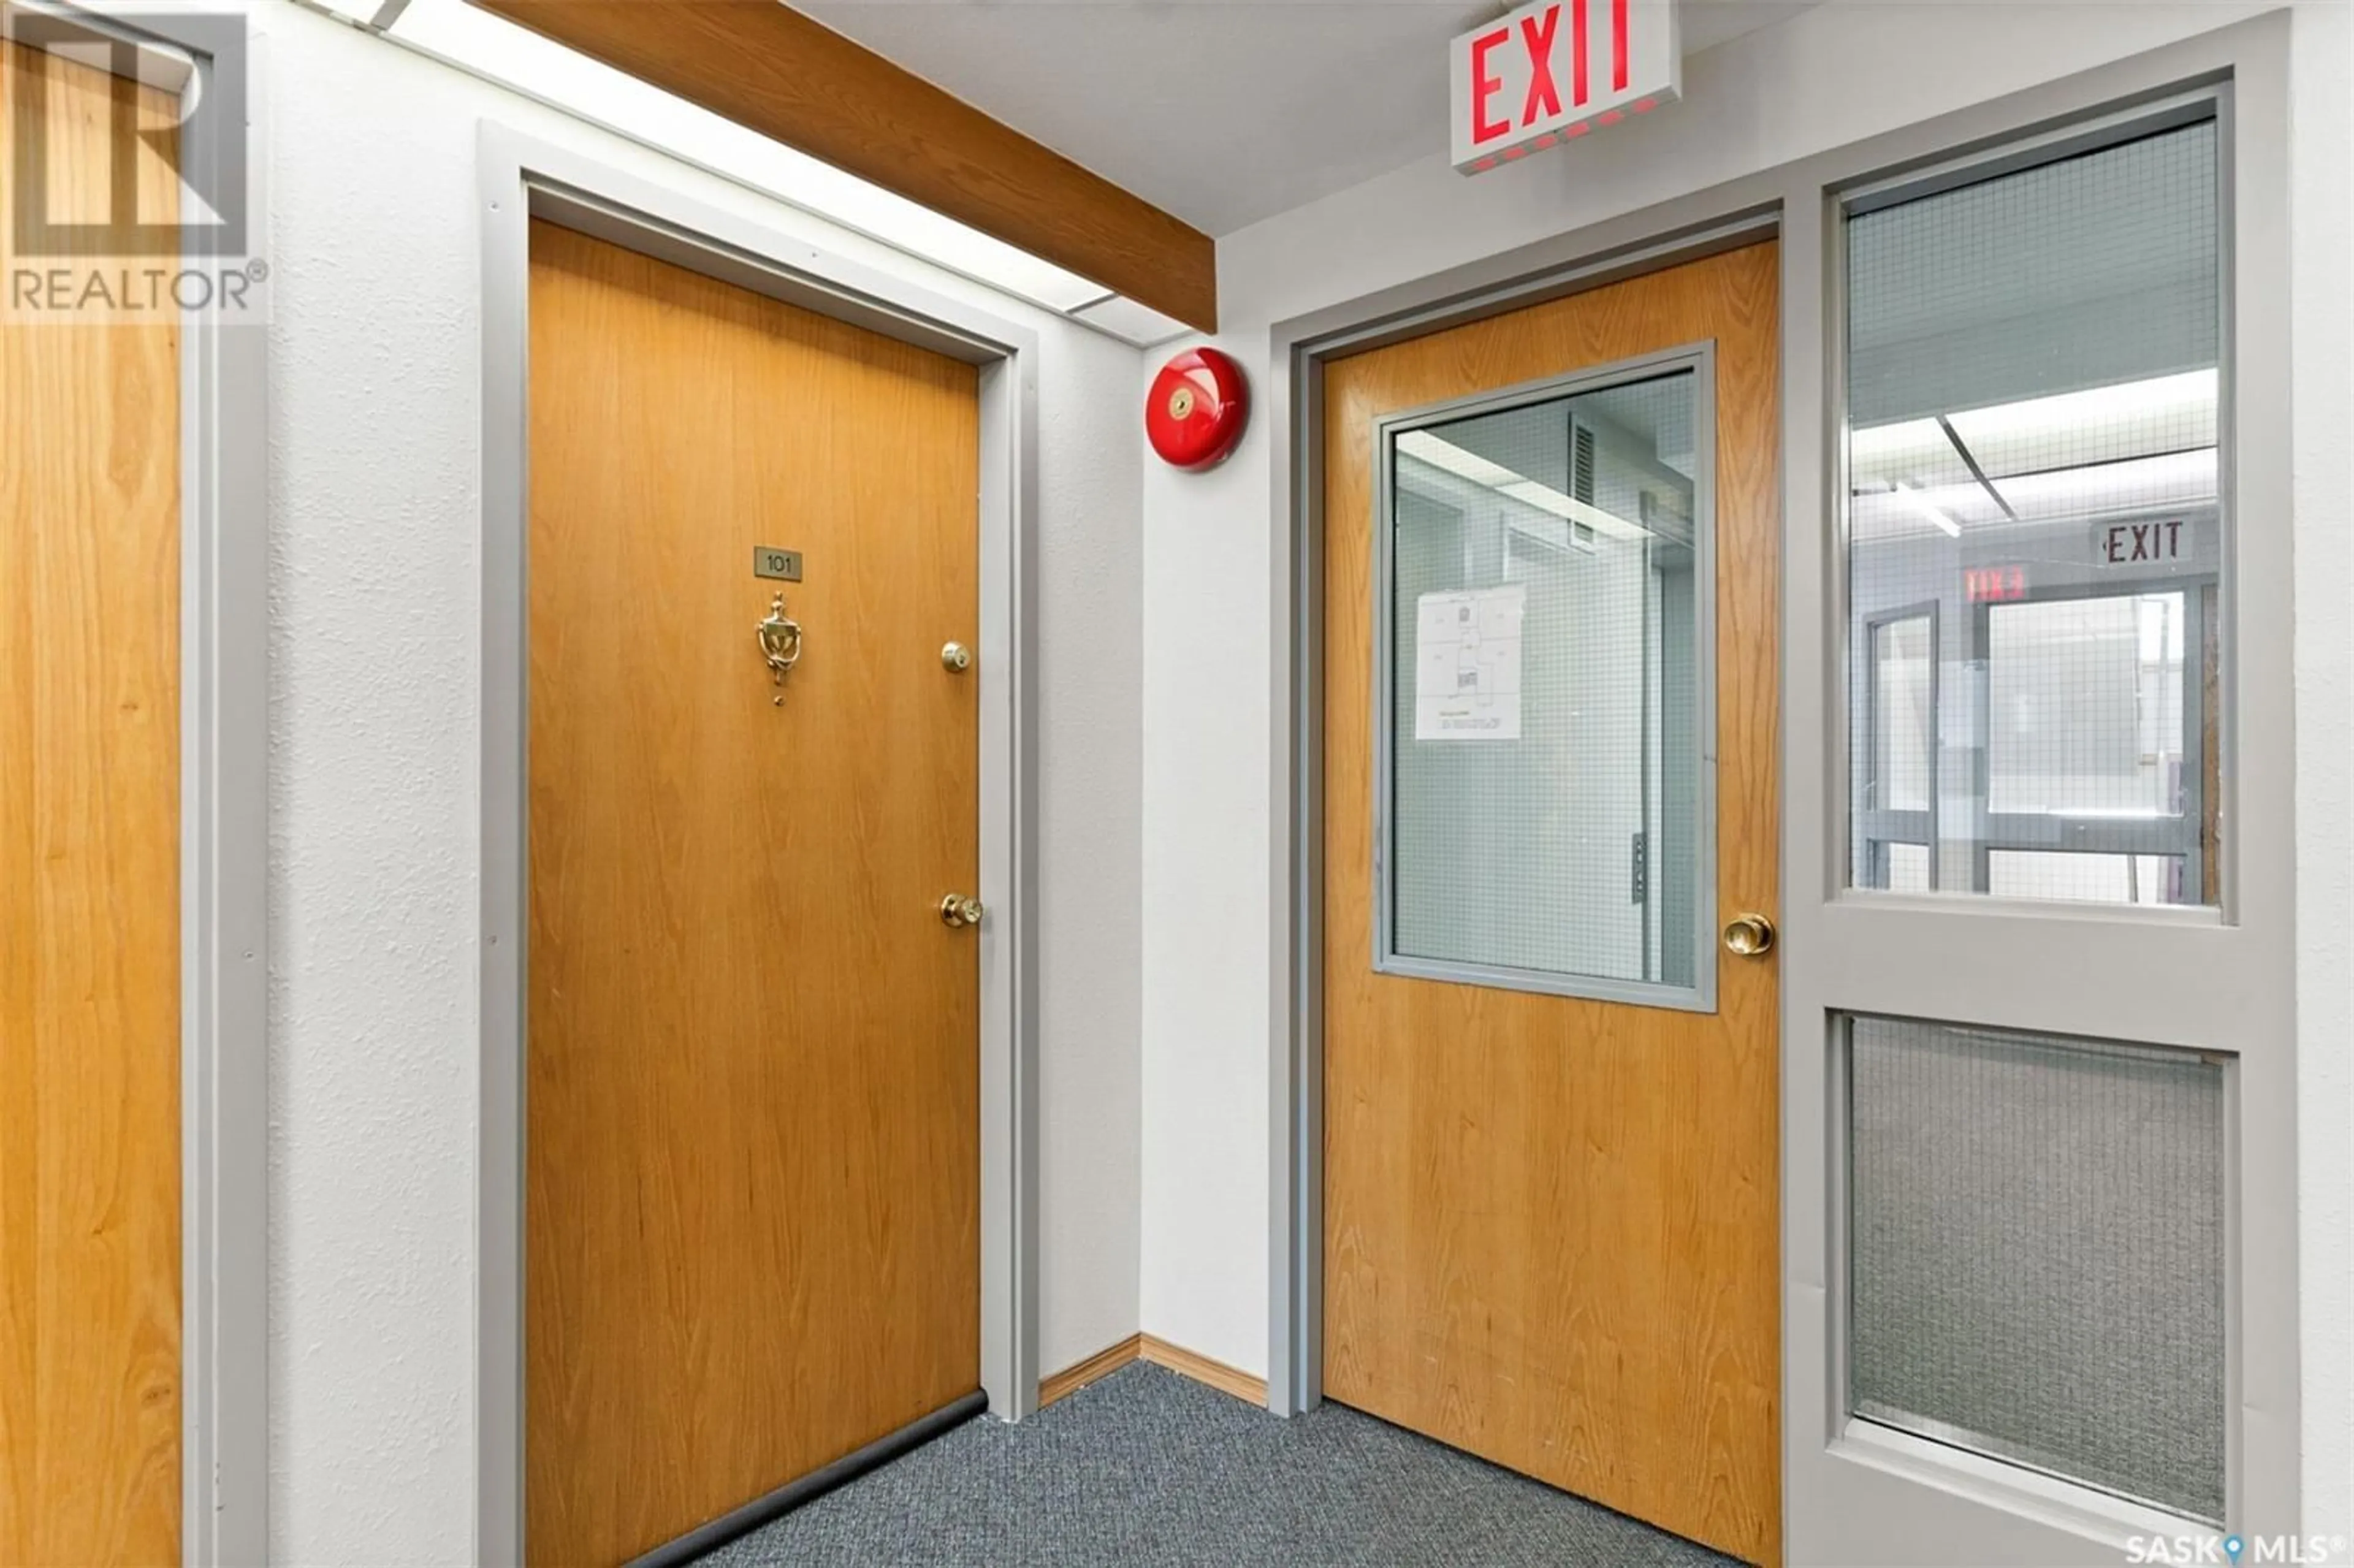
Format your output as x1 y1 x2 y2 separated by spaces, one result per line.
701 1363 1740 1567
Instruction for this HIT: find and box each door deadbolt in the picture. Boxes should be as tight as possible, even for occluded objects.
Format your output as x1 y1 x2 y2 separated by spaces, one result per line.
940 894 983 929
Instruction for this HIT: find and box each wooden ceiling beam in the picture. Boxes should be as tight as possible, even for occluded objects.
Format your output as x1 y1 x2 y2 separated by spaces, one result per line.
470 0 1217 331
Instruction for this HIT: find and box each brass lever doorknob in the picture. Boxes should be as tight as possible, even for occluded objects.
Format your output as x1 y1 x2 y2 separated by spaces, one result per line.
1722 913 1775 957
940 894 984 929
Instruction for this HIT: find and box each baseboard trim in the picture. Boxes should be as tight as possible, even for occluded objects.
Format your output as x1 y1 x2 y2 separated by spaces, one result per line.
1038 1332 1269 1410
1138 1334 1268 1405
1038 1333 1143 1407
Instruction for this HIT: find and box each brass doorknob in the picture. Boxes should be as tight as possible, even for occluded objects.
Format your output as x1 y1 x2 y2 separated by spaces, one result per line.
1722 913 1775 957
941 641 972 672
940 894 984 929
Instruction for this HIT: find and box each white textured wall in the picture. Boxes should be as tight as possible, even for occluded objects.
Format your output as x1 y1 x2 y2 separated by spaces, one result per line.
1137 4 2352 1538
1031 328 1148 1385
260 6 1141 1560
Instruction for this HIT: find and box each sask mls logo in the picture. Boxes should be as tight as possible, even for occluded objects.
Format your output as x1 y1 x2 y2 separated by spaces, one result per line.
4 11 267 323
2128 1534 2350 1565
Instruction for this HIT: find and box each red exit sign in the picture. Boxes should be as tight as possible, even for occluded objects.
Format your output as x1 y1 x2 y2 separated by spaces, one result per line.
1452 0 1682 173
1964 565 2028 603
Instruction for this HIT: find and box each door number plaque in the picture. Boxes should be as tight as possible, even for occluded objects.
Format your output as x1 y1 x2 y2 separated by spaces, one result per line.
754 546 803 582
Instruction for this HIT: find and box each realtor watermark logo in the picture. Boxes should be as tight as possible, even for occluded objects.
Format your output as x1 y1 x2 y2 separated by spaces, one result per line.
2127 1534 2350 1565
3 12 268 324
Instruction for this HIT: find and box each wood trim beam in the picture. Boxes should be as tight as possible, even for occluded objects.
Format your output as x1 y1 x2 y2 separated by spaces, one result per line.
468 0 1218 331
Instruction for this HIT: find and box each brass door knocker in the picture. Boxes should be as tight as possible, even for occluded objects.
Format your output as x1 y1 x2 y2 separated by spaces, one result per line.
757 593 802 703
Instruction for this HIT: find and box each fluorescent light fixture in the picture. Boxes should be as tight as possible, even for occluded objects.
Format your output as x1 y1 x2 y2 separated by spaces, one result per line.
1397 430 1649 541
1855 449 2217 541
1990 446 2215 519
1397 429 1517 488
1497 478 1577 512
1891 481 1962 538
1848 417 1955 485
1947 368 2217 450
1851 369 2219 494
1499 479 1649 542
1069 294 1191 348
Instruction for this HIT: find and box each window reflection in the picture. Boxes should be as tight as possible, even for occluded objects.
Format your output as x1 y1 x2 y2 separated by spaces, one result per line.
1845 120 2222 905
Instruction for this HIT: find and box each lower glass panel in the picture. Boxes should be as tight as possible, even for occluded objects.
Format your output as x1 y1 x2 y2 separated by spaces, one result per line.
1845 1014 2226 1521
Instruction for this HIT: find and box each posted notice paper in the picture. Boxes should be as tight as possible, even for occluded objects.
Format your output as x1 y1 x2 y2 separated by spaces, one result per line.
1414 584 1524 740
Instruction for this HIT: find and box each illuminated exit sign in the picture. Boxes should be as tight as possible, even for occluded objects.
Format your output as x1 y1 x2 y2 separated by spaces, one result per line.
1964 565 2029 604
1452 0 1680 173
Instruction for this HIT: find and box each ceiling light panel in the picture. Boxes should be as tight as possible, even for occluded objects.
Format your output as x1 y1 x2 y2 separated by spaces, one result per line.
1891 480 1962 538
1853 449 2217 541
1848 417 1965 491
301 0 386 21
1945 367 2217 480
1070 294 1192 348
1398 430 1520 489
1849 368 2219 498
1400 433 1649 541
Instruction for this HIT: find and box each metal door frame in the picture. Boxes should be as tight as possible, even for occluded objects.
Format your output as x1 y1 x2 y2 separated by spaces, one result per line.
474 126 1042 1565
1267 15 2298 1566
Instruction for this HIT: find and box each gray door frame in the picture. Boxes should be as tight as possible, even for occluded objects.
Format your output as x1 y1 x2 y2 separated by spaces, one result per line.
0 5 273 1561
1267 16 2298 1566
475 126 1042 1565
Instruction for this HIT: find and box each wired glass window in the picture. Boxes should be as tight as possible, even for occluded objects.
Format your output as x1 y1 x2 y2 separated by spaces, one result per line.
1845 1015 2227 1523
1844 117 2223 904
1380 364 1711 1005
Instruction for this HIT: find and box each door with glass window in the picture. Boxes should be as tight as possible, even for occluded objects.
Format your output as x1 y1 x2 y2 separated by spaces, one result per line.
1320 241 1782 1565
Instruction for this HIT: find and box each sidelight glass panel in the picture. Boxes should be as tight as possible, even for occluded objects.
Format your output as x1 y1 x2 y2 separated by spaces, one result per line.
1845 1015 2227 1522
1843 118 2222 904
1381 364 1709 1004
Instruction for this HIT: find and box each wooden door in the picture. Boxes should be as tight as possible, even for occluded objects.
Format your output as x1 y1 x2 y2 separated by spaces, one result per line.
525 223 981 1565
0 40 184 1567
1321 243 1781 1564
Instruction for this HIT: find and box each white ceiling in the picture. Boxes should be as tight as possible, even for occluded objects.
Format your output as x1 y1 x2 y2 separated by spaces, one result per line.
796 1 1815 237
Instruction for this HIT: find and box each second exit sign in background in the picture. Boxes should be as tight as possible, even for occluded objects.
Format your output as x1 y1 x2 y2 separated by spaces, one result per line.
1452 0 1681 173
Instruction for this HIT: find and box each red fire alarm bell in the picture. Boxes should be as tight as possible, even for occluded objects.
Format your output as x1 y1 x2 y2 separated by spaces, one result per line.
1146 347 1248 471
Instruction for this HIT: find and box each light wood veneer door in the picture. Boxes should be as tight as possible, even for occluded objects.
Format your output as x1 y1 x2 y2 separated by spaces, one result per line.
1321 242 1781 1565
525 223 981 1566
0 40 184 1567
